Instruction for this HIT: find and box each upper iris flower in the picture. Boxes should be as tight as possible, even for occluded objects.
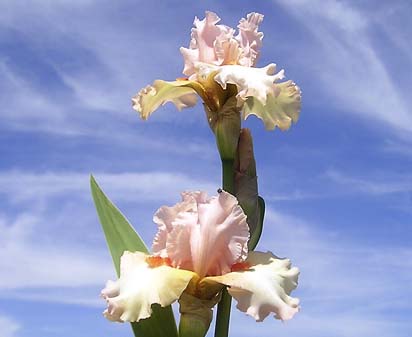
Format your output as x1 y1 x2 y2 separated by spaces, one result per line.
132 11 301 131
101 190 299 323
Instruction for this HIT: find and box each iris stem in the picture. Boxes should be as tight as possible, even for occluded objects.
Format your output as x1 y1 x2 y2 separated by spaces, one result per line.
179 315 209 337
214 158 235 337
221 159 235 194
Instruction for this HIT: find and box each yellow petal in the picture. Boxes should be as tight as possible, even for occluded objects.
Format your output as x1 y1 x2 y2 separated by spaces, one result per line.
132 80 198 120
101 251 195 322
204 251 300 322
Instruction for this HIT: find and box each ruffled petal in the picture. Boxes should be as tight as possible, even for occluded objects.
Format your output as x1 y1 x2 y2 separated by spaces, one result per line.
243 80 301 131
236 12 264 67
214 64 282 104
132 80 198 120
152 191 249 278
101 251 195 322
190 190 249 277
180 11 225 76
205 251 300 322
214 27 239 66
213 64 301 130
152 191 205 259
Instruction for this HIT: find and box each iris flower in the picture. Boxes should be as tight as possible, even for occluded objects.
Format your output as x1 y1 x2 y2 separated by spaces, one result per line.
132 11 301 131
101 190 299 323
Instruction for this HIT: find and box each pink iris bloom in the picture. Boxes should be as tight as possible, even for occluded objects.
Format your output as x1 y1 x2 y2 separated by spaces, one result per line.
132 12 301 131
101 191 299 323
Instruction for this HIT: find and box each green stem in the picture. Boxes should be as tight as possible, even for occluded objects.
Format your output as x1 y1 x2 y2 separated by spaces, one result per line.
215 158 235 337
221 159 235 194
214 290 232 337
179 315 208 337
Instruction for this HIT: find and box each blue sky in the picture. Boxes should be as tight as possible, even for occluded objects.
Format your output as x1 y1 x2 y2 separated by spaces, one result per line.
1 0 412 336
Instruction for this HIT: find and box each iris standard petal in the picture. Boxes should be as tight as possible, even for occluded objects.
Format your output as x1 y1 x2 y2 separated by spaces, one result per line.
190 190 249 277
236 12 264 67
152 191 249 278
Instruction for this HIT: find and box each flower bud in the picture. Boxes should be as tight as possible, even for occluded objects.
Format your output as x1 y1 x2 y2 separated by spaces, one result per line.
178 292 221 337
234 129 264 250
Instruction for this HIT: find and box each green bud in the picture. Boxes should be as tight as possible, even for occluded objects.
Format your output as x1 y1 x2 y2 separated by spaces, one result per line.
178 292 221 337
234 129 264 250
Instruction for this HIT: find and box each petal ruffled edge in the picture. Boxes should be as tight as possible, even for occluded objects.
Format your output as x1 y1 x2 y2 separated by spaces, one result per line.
190 190 249 277
243 80 301 131
132 80 198 120
101 251 195 322
152 190 250 278
213 64 301 131
204 251 300 322
236 12 264 67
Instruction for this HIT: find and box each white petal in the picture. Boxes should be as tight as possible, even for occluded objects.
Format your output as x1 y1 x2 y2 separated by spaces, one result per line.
205 251 300 322
101 251 194 322
132 80 198 120
213 64 301 130
243 80 301 131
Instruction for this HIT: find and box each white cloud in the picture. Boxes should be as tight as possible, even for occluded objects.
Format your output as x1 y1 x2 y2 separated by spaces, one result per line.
0 212 113 290
0 315 20 337
0 171 216 204
325 169 412 195
0 0 204 137
273 0 412 133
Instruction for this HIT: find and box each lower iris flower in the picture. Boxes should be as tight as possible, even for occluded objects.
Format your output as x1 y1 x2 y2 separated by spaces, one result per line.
101 190 299 323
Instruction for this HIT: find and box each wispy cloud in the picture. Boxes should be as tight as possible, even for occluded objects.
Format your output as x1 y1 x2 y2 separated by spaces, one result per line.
273 0 412 133
325 169 412 195
0 212 113 290
382 139 412 157
0 171 216 204
0 0 207 139
0 314 20 337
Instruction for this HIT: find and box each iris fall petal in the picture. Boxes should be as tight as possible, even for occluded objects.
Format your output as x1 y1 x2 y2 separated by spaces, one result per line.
206 251 300 322
132 80 198 120
101 251 194 322
213 64 301 130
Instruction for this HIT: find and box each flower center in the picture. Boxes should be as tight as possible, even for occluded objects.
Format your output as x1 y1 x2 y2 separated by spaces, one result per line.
230 261 251 272
146 255 172 268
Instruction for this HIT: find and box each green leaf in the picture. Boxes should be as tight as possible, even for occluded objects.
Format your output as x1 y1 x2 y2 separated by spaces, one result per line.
248 196 265 251
90 175 178 337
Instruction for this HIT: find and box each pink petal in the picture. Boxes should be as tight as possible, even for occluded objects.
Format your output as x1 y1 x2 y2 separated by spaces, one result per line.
180 11 233 76
152 191 250 277
191 190 249 277
236 13 264 67
152 192 200 257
